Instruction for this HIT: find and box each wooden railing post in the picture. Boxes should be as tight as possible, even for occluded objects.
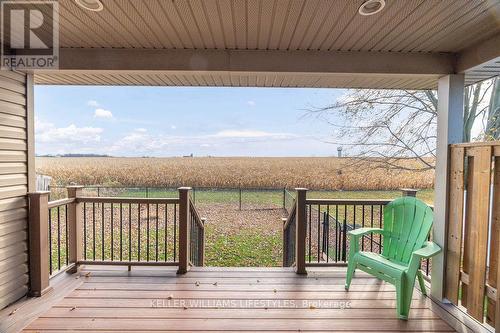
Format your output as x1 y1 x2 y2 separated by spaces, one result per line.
400 188 418 197
295 188 307 274
28 191 53 296
177 187 191 274
66 185 83 273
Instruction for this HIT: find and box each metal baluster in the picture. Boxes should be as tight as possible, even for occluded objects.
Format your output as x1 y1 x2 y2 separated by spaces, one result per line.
379 205 383 254
138 204 141 261
173 203 177 261
370 205 374 252
308 204 311 263
57 206 61 271
156 204 159 262
326 206 330 263
342 218 347 263
317 205 320 263
192 215 195 264
92 203 96 261
322 209 330 262
361 205 365 251
128 204 132 261
65 205 69 266
426 234 431 275
120 203 123 261
190 215 194 263
343 205 347 262
49 208 53 274
83 203 87 260
164 203 168 262
353 205 356 230
101 203 105 260
147 203 150 261
111 203 114 261
335 205 339 262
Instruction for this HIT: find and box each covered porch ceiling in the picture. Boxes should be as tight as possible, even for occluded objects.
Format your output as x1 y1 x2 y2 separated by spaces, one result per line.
31 0 500 89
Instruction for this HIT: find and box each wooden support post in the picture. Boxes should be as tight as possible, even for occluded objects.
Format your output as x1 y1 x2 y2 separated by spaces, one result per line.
66 186 83 273
295 188 307 274
28 191 53 296
177 187 191 274
432 74 464 301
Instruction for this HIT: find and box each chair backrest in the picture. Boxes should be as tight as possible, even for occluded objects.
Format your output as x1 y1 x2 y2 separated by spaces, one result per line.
381 197 433 264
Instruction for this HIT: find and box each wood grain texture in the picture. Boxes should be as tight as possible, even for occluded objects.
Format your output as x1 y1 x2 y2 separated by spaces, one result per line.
492 156 500 329
464 147 492 321
9 267 455 332
445 147 465 304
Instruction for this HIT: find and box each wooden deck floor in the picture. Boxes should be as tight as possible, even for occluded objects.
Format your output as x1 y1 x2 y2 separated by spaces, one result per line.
7 266 455 332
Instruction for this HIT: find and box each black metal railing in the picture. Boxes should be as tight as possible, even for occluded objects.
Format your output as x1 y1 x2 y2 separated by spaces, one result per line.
304 199 389 265
283 189 295 214
78 197 180 265
47 198 74 275
189 199 205 266
282 199 296 267
302 198 432 276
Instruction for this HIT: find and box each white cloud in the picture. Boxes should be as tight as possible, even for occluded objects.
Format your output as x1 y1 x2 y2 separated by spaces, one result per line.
87 100 99 107
108 129 173 153
94 108 113 119
106 128 298 154
247 100 256 106
35 120 302 156
35 118 103 144
171 125 177 130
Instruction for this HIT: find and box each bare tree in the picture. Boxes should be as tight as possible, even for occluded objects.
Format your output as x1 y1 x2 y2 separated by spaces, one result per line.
310 81 493 171
486 77 500 140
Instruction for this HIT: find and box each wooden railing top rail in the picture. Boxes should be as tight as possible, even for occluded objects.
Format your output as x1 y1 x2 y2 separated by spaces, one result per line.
450 141 500 148
47 197 75 209
75 196 179 204
306 198 392 206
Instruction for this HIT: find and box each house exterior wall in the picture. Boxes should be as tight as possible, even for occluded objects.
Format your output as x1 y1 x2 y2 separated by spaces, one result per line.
0 71 33 309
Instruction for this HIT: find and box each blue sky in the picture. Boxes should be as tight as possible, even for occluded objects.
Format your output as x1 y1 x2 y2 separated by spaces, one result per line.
34 86 345 157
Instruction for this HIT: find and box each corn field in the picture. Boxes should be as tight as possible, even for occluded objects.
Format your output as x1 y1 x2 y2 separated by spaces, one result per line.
36 157 434 190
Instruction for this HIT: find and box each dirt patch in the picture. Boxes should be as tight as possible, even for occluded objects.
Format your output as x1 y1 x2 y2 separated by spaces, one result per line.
196 203 286 267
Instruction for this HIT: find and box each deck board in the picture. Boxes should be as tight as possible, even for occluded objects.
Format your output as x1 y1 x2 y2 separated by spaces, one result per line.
18 266 454 332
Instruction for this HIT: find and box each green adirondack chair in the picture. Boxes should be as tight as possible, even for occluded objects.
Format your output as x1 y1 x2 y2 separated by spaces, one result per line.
344 197 441 320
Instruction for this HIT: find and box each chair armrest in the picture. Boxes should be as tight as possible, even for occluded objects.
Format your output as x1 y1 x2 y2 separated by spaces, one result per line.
412 241 441 259
407 241 441 276
347 228 385 257
348 227 385 238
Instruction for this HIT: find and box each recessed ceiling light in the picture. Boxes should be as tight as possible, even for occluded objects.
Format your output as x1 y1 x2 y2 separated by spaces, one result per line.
358 0 385 16
75 0 103 12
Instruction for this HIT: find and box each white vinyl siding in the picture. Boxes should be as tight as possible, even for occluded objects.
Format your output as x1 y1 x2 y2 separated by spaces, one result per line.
0 71 29 309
